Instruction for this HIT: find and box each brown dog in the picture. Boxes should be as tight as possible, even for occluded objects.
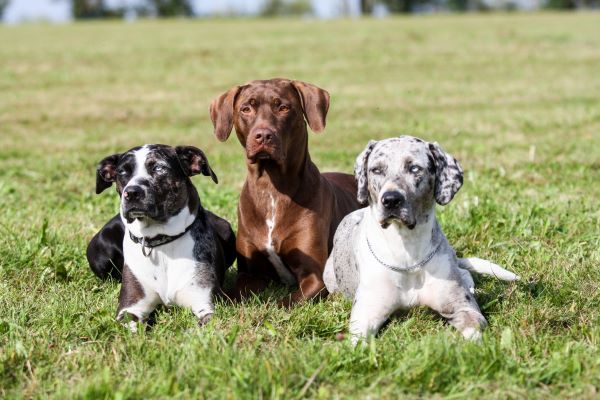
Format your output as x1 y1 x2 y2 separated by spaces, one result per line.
210 78 360 305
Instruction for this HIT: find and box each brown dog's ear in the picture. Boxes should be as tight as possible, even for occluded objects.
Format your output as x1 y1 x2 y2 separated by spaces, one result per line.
96 153 121 194
428 142 463 205
291 80 330 133
354 140 378 205
175 146 218 184
210 86 242 142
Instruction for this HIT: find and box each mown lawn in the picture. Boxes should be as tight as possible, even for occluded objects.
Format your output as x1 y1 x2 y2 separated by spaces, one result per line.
1 13 599 399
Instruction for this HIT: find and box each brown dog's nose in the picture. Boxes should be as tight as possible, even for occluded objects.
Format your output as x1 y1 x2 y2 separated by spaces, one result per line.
254 129 274 145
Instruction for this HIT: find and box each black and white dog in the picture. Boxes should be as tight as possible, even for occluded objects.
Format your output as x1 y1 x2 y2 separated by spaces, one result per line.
324 136 519 343
92 144 236 329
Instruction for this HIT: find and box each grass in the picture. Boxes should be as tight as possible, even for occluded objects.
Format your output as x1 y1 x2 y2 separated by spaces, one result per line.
1 12 599 399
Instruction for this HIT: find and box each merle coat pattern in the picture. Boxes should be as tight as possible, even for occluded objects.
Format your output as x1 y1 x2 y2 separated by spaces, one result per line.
324 136 519 343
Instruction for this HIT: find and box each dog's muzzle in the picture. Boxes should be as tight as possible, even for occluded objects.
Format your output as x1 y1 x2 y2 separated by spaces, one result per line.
378 191 416 229
247 128 284 164
122 185 158 221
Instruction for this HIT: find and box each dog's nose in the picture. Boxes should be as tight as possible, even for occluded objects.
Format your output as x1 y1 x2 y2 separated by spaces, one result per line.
381 191 403 209
123 186 144 202
254 129 273 144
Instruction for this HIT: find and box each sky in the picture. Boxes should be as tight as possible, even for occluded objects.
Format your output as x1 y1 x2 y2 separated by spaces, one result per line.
1 0 543 23
2 0 362 24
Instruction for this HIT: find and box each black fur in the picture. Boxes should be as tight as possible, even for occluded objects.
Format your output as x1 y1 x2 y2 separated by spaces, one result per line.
86 214 125 280
87 210 236 282
88 144 236 282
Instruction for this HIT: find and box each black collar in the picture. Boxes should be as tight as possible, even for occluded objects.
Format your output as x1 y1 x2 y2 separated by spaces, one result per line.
128 211 200 256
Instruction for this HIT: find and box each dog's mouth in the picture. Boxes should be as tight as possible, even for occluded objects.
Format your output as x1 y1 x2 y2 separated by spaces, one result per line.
247 149 283 164
378 210 416 230
123 206 160 223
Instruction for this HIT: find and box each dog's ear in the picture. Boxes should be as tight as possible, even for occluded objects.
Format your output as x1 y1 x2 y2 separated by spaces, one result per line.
210 86 242 142
354 140 378 205
291 80 330 133
96 153 121 194
428 142 463 205
176 146 218 184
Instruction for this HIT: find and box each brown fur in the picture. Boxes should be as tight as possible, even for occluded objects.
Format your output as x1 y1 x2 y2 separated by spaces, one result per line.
210 78 359 306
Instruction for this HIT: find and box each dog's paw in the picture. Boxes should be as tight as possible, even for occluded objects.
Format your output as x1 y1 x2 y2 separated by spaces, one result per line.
462 327 482 342
277 296 293 308
197 313 213 327
117 311 145 333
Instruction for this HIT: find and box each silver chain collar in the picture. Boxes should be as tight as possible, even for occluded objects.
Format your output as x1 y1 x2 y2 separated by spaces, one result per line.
366 236 441 273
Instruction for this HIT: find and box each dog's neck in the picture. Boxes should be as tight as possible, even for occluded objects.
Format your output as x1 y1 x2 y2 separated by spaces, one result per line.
366 206 441 268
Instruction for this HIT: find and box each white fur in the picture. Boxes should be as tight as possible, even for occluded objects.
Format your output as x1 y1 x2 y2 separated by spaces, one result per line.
334 206 498 344
121 145 150 195
118 230 214 324
116 146 214 327
265 194 296 285
459 257 520 281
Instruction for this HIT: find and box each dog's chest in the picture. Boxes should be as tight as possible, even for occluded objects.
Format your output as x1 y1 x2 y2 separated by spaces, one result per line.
261 192 296 285
124 233 198 305
356 235 425 308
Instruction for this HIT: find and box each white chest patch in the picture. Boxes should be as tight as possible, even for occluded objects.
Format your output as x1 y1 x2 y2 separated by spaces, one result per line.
124 231 198 305
264 194 296 285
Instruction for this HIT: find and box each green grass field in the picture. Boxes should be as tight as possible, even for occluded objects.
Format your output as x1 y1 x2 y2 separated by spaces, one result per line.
1 13 599 399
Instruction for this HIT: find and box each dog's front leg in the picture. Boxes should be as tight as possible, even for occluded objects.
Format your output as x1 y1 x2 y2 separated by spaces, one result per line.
348 291 395 346
116 265 160 332
175 285 215 327
279 272 327 307
279 250 328 307
233 240 273 300
425 283 487 340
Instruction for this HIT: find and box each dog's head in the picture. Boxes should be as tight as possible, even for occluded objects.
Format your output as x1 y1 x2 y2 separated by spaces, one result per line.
355 136 463 229
209 78 329 166
95 144 217 223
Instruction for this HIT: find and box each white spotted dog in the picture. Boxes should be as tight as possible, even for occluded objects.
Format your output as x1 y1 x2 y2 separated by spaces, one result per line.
323 136 519 344
95 144 234 330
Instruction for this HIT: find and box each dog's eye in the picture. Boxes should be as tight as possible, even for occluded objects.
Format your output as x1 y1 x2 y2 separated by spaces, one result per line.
117 168 128 176
370 167 383 175
410 165 422 173
279 105 290 112
241 106 252 114
153 165 165 173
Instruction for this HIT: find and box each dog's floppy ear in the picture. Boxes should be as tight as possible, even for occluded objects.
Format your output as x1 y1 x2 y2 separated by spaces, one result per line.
354 140 378 205
175 146 218 184
96 153 121 194
210 86 242 142
428 142 463 205
291 80 330 133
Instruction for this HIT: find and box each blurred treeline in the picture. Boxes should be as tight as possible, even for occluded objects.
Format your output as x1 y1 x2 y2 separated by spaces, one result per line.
73 0 193 18
66 0 600 19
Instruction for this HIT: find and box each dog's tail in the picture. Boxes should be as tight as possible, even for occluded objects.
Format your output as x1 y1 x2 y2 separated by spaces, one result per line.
458 257 520 281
